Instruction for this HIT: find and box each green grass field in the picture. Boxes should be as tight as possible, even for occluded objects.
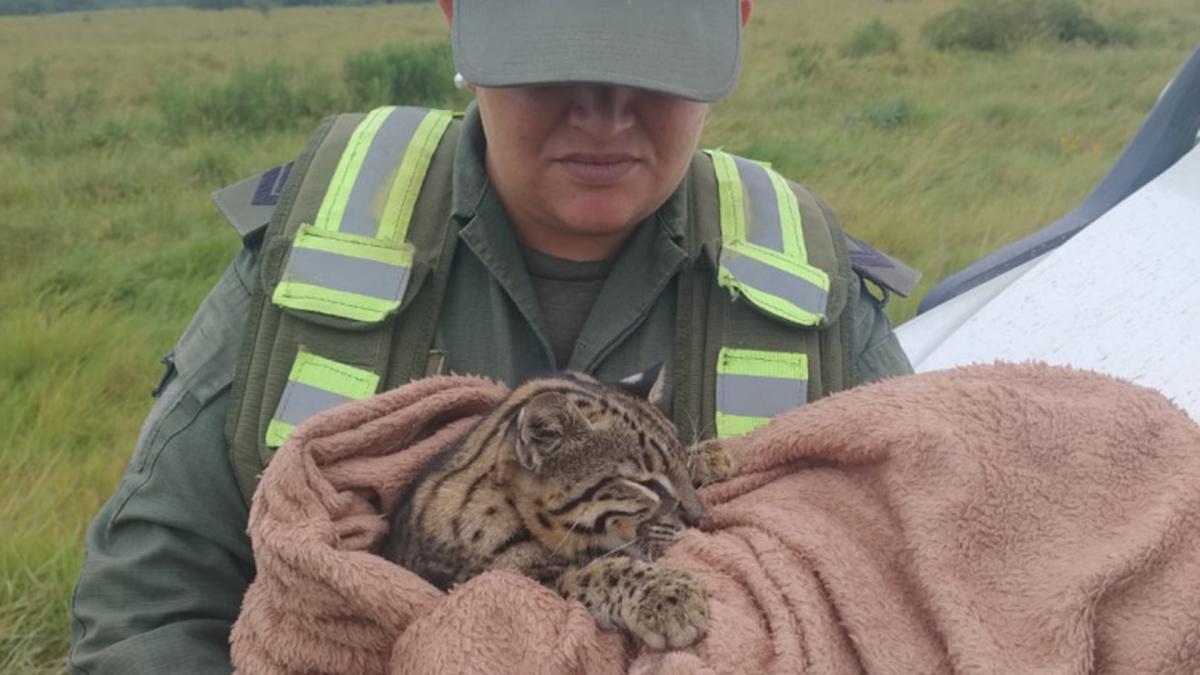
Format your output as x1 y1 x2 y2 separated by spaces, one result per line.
1 0 1196 670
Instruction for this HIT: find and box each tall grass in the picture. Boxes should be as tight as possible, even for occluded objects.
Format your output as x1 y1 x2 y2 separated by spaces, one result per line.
154 60 340 137
344 41 469 109
0 0 1195 671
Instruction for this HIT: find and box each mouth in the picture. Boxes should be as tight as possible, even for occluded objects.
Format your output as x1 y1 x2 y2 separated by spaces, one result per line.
556 153 639 184
635 520 683 561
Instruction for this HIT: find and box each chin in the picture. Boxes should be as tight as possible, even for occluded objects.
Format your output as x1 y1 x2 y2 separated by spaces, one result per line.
558 204 645 236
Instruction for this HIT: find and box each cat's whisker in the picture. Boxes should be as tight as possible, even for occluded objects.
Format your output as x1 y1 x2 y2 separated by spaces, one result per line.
596 538 640 560
551 514 585 557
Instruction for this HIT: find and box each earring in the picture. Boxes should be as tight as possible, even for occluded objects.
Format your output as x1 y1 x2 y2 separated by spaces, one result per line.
454 72 468 90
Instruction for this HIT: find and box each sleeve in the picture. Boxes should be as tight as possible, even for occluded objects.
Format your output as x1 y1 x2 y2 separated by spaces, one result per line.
68 247 259 675
848 275 914 386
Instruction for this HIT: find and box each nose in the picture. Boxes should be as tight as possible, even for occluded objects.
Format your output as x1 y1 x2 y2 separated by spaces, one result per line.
678 488 705 527
566 85 637 140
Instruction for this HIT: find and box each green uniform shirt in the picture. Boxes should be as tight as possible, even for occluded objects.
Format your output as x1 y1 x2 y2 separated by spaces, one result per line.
69 107 912 673
519 244 615 369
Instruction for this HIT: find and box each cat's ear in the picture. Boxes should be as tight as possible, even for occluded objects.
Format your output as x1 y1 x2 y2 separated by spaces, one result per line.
614 363 666 406
510 392 586 473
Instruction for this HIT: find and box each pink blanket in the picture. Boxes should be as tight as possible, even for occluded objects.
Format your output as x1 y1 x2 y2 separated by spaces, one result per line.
231 363 1200 674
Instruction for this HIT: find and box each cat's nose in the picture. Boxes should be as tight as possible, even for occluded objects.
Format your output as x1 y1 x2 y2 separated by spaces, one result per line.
679 498 704 527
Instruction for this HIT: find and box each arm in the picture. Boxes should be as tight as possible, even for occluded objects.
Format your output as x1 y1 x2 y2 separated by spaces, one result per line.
69 248 258 674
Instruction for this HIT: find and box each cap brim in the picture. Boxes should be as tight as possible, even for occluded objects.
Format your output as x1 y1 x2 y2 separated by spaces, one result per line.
451 0 742 102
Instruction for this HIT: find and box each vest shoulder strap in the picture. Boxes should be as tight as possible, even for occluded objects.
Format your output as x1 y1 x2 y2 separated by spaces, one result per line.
700 149 853 326
675 150 857 439
225 107 460 504
270 107 455 323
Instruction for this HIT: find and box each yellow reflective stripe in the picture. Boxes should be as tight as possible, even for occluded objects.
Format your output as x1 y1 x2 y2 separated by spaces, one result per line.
265 352 380 447
377 109 454 242
715 348 808 438
274 108 451 323
314 106 394 233
289 351 380 398
717 347 808 379
292 224 413 267
723 239 830 295
273 282 401 323
709 150 747 244
715 412 773 439
717 250 826 326
765 165 805 260
707 149 831 326
264 420 295 448
273 224 415 322
720 281 820 326
709 149 827 288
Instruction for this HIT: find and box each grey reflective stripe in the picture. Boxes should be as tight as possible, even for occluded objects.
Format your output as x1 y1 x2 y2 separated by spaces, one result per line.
732 155 785 252
285 246 410 303
722 249 829 317
717 374 808 418
274 380 356 427
339 107 428 238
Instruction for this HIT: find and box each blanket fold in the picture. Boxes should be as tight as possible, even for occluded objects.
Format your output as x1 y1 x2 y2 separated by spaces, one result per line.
232 364 1200 674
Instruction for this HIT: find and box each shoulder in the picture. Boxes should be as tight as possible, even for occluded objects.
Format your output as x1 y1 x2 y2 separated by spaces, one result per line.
172 245 259 407
688 151 919 302
783 180 921 302
170 167 285 404
687 151 919 326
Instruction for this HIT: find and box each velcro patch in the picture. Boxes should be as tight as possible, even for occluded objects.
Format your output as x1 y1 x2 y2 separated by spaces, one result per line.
252 162 293 206
212 162 296 241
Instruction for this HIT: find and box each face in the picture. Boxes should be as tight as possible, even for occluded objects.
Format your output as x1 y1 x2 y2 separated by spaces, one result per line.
474 84 709 260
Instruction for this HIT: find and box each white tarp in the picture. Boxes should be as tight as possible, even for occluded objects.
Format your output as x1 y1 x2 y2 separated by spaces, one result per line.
897 146 1200 420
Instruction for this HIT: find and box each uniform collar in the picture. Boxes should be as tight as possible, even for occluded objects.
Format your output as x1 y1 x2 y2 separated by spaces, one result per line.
451 104 492 223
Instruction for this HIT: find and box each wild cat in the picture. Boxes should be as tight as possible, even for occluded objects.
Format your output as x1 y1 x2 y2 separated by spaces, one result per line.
382 369 733 649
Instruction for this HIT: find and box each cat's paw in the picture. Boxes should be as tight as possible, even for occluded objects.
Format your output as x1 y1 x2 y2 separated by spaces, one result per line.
621 567 707 650
688 439 735 487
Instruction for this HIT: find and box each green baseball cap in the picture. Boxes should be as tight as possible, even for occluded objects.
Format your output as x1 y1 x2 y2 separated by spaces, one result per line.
450 0 743 102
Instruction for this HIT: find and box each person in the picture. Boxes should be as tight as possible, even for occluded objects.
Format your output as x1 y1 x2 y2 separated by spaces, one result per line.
68 0 915 671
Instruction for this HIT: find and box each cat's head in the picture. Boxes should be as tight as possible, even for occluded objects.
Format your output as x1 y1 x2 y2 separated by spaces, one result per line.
494 367 703 561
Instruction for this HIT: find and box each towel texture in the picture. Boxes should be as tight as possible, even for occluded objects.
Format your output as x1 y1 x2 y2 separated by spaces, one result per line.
231 363 1200 674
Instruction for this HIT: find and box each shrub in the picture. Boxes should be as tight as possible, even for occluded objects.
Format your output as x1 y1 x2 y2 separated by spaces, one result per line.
4 60 103 153
154 60 339 137
923 0 1139 52
922 0 1034 52
191 143 237 187
343 42 466 109
1104 11 1143 47
80 116 134 150
840 18 901 58
859 97 913 130
787 42 825 78
1040 0 1111 46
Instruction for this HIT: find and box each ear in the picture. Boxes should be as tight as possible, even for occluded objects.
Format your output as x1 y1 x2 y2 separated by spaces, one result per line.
614 363 666 406
511 393 586 472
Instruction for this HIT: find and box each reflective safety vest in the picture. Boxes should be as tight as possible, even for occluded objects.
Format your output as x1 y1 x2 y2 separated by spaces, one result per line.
219 106 918 504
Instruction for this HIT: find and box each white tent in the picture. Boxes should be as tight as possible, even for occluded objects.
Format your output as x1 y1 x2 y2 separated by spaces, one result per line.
896 46 1200 420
